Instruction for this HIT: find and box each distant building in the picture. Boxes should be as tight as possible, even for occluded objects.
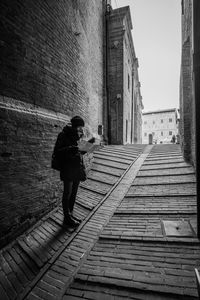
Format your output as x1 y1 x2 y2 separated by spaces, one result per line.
107 6 143 144
142 108 179 144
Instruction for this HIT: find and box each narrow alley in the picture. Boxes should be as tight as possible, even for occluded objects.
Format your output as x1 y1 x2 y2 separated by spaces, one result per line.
0 0 200 299
0 144 199 300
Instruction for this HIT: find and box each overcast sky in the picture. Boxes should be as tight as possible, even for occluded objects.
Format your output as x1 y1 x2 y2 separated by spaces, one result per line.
112 0 182 112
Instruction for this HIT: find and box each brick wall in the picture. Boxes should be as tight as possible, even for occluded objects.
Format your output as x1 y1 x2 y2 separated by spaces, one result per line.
193 0 200 235
0 0 105 246
180 0 196 165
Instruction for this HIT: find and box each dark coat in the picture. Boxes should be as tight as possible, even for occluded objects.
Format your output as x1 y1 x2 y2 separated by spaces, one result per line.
53 125 86 181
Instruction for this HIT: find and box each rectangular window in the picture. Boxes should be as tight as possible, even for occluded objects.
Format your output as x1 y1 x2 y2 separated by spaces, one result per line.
128 74 130 91
126 120 128 141
152 132 155 136
181 0 184 15
144 121 147 125
169 118 172 122
144 132 147 137
153 120 155 124
161 131 163 136
161 119 163 123
169 131 172 135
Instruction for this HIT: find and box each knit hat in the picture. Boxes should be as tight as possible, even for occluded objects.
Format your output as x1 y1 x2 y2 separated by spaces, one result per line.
71 116 85 127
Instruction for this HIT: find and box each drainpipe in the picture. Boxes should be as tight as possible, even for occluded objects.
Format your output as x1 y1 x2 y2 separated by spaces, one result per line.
105 2 111 144
130 69 134 144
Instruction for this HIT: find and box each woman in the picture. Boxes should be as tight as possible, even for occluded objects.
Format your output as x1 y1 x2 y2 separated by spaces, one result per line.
53 116 86 227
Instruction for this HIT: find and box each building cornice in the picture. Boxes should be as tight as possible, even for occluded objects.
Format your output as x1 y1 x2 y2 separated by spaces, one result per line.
143 108 178 115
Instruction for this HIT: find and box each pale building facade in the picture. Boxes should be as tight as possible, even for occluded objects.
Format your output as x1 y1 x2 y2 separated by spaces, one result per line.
142 109 179 144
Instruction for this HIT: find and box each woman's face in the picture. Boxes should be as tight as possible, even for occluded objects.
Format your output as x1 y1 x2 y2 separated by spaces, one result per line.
76 126 84 139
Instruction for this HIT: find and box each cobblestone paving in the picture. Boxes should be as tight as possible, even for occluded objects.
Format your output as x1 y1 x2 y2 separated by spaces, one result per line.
0 144 199 300
65 144 199 300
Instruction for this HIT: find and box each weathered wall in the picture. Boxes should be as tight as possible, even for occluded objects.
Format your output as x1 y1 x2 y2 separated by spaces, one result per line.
193 0 200 236
107 9 124 144
134 98 143 144
180 0 195 165
123 27 134 145
0 0 104 246
133 69 143 144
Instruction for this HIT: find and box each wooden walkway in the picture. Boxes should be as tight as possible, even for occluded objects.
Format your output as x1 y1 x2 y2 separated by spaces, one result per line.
0 144 199 300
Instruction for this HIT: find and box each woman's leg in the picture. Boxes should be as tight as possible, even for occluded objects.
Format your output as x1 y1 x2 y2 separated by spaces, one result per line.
62 180 73 219
69 181 80 213
62 180 80 226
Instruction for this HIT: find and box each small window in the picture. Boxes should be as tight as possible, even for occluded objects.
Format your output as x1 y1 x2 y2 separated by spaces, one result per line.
169 131 172 135
126 120 128 141
181 0 184 15
152 132 155 136
144 132 147 137
169 118 172 123
153 120 155 124
161 119 163 123
128 74 130 91
144 121 147 125
161 131 163 136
